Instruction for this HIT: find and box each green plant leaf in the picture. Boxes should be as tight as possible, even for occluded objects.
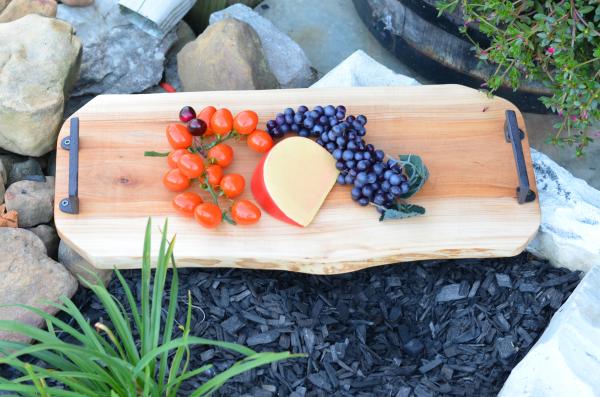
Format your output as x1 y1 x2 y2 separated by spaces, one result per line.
378 203 426 221
399 154 429 199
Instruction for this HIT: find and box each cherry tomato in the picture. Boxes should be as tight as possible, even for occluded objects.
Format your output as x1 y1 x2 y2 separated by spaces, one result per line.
205 164 224 187
167 148 188 169
233 110 259 135
172 191 203 217
208 143 234 168
220 174 245 198
230 200 261 225
166 123 193 149
197 106 216 136
194 203 222 228
177 153 205 178
210 108 233 136
247 129 273 153
163 168 190 192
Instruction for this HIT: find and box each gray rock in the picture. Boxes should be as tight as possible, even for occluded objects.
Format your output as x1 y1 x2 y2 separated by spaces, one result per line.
27 224 60 258
4 177 54 227
0 228 77 343
178 18 278 91
8 158 44 186
0 15 82 157
58 241 112 286
499 264 600 397
527 149 600 273
57 0 177 96
0 153 26 176
210 4 315 88
0 183 4 205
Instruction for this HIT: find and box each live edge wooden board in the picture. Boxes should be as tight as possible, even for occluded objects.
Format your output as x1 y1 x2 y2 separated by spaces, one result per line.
55 85 540 274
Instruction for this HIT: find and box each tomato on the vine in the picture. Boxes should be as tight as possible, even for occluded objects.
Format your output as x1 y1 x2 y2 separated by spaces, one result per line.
205 164 224 187
220 174 245 198
172 191 203 217
230 200 261 225
163 168 190 192
167 148 188 169
247 129 273 153
208 143 234 168
194 203 222 228
210 108 233 136
197 106 216 136
166 123 192 149
177 153 205 178
233 110 258 135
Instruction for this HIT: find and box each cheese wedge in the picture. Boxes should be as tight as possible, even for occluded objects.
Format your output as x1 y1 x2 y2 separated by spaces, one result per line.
251 137 339 227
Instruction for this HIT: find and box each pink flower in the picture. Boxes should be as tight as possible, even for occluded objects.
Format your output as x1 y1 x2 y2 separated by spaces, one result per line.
593 131 600 138
582 110 589 120
547 47 556 55
570 115 578 122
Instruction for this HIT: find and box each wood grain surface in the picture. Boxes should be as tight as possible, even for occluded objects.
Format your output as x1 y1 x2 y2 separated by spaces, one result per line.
54 85 540 274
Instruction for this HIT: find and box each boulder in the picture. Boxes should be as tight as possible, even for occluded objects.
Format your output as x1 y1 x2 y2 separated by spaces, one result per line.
58 241 112 286
0 15 81 157
527 150 600 273
0 0 56 23
4 177 54 228
28 224 59 258
499 263 600 397
210 4 315 88
8 158 43 186
57 0 177 96
0 228 77 343
177 18 278 91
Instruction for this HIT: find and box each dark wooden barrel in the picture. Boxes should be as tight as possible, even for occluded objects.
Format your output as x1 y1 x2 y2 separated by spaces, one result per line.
353 0 552 113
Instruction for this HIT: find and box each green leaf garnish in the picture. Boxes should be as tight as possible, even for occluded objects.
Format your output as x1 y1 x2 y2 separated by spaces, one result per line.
378 203 426 221
399 154 429 199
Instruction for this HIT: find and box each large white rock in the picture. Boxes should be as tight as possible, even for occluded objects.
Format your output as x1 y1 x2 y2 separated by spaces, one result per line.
527 150 600 273
499 263 600 397
209 3 315 88
57 0 177 96
311 50 420 88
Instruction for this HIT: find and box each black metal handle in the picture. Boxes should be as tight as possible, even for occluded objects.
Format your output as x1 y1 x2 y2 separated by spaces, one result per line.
59 117 80 214
504 110 536 204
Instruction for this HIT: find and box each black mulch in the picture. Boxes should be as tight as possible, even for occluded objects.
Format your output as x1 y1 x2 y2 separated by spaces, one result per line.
3 254 581 396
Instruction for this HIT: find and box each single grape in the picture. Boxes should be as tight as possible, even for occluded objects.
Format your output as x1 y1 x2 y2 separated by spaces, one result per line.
179 106 196 123
188 118 207 136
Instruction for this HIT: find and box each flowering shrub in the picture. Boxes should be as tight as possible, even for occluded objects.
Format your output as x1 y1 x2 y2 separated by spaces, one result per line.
437 0 600 156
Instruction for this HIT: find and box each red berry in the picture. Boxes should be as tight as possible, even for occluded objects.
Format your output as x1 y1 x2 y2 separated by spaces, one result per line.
179 106 196 123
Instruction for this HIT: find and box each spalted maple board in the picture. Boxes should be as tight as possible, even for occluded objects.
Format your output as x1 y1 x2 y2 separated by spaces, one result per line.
55 85 540 274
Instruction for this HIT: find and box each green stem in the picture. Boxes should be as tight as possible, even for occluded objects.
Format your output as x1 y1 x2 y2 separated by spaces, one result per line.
144 151 170 157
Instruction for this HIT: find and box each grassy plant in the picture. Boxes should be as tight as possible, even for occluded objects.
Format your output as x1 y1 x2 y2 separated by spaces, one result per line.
0 219 302 396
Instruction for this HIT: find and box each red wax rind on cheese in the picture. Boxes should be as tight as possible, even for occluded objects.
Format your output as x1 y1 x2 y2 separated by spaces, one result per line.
251 137 339 227
251 153 302 227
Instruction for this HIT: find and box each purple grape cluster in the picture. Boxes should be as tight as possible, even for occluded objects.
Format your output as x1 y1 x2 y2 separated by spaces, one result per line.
267 105 410 210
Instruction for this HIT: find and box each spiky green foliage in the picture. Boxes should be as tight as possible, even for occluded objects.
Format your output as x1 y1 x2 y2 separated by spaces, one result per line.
0 219 302 396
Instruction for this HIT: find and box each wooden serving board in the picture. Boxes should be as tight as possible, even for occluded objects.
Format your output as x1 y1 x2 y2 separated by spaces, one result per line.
55 85 540 274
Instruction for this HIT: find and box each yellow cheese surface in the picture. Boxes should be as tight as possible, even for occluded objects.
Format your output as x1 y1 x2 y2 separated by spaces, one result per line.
263 137 339 227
